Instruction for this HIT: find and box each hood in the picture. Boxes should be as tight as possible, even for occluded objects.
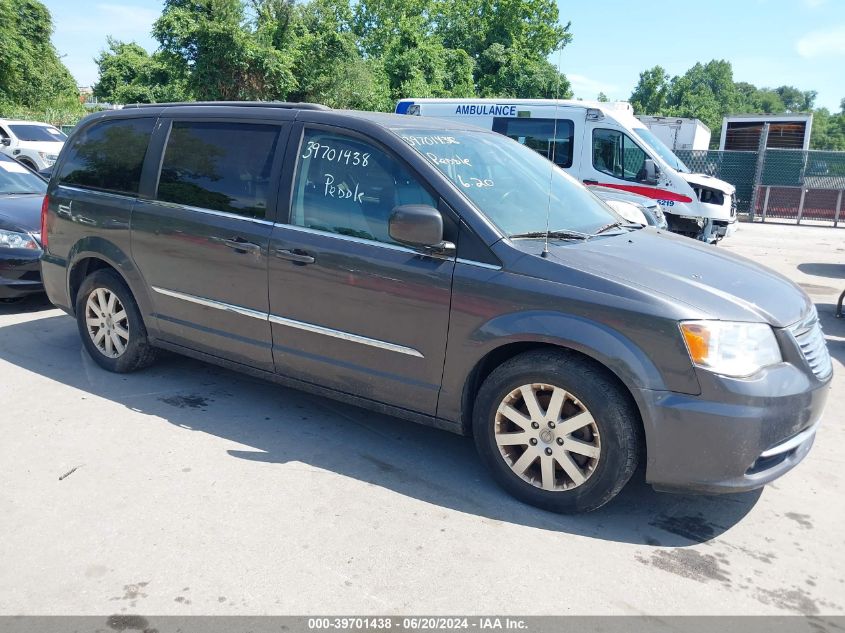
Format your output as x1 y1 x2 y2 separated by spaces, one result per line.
0 194 43 234
682 172 735 195
511 228 811 328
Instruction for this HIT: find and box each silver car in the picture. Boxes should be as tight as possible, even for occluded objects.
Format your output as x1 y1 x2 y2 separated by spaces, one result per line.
588 184 668 230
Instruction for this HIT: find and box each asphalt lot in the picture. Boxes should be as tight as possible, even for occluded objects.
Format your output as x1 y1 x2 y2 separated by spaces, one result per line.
0 221 843 616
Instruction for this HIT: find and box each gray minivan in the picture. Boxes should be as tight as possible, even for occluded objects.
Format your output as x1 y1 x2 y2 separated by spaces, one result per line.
40 103 832 513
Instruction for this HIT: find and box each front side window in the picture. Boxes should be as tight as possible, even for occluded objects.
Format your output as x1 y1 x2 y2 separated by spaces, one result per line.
157 121 281 219
398 128 619 237
56 117 154 196
592 129 649 182
290 129 435 244
492 118 574 168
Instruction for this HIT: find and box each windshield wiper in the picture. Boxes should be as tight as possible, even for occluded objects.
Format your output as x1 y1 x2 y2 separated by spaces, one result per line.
590 222 623 236
510 229 591 241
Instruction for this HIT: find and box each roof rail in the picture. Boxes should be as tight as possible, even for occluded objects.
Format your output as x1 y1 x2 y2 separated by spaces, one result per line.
122 101 330 111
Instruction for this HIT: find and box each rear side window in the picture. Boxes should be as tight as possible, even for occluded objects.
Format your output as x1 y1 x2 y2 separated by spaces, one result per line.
56 118 154 195
493 118 574 168
156 121 280 219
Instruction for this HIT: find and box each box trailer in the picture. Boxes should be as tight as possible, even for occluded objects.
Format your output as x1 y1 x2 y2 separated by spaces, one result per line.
636 116 711 151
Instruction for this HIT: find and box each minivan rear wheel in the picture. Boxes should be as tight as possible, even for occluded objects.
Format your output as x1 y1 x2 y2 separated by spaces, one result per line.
473 350 640 513
75 269 157 373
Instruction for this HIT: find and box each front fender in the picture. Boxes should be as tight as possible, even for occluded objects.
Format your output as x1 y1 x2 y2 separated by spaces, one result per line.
438 307 700 430
475 310 667 391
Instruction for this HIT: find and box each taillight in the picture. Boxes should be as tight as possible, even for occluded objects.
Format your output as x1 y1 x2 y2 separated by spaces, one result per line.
40 194 49 250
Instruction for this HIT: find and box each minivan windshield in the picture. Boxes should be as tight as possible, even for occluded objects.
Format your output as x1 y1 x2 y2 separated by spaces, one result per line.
397 129 621 237
0 158 47 194
633 127 689 173
9 124 67 143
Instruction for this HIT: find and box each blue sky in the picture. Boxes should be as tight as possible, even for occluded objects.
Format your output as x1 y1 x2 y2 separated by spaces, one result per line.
46 0 845 112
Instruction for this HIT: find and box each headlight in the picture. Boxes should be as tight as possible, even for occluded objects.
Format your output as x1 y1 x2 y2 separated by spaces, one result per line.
0 229 40 250
680 321 782 377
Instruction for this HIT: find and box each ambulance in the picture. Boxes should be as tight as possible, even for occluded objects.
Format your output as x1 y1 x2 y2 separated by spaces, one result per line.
395 99 737 242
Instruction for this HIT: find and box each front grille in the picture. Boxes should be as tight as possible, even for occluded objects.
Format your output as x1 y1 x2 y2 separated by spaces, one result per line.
789 312 833 380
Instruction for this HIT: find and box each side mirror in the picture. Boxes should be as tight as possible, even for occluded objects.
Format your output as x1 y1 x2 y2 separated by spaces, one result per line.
388 204 455 255
0 138 10 147
642 158 658 185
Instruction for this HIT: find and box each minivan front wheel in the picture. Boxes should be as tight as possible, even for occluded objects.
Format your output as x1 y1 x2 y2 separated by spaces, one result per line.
75 269 157 373
473 350 640 513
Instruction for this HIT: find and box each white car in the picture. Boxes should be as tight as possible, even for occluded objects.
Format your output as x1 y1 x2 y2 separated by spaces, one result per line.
0 119 67 172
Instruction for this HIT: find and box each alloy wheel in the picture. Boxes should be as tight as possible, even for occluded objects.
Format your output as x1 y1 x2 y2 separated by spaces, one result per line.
494 383 601 491
85 288 130 359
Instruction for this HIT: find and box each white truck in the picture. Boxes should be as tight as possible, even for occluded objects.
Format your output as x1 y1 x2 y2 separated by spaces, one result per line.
636 116 711 151
0 119 67 172
395 99 736 242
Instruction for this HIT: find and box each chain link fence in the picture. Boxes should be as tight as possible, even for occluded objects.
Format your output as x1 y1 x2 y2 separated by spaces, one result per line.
675 150 758 213
675 148 845 226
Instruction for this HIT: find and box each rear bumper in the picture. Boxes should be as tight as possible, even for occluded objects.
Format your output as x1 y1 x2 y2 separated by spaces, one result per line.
638 363 830 494
0 251 43 299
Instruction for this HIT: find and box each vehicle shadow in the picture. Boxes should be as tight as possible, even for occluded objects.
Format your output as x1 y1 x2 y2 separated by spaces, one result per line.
797 262 845 280
0 312 762 546
817 302 845 366
0 293 53 315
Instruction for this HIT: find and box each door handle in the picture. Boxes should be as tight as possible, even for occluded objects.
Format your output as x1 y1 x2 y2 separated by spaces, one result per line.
273 248 315 264
222 238 261 254
583 179 598 185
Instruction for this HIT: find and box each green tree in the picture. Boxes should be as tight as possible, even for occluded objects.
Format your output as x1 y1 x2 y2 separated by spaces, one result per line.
435 0 572 97
0 0 79 110
282 0 391 109
152 0 296 100
94 38 189 103
810 107 845 151
774 85 816 112
629 66 670 114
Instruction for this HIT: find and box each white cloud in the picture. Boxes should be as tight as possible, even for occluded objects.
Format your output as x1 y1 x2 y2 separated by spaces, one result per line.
795 24 845 58
568 73 618 99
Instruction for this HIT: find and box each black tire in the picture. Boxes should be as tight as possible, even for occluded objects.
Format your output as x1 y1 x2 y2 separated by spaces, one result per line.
75 269 157 373
472 350 640 513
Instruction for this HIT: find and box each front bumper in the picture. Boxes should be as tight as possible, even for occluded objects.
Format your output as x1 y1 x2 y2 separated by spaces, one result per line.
638 362 830 494
0 250 43 299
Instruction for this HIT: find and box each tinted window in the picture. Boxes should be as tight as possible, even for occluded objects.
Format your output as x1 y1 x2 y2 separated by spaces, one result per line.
290 129 435 244
592 129 648 182
9 124 66 142
57 118 154 195
157 121 280 219
493 118 574 168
